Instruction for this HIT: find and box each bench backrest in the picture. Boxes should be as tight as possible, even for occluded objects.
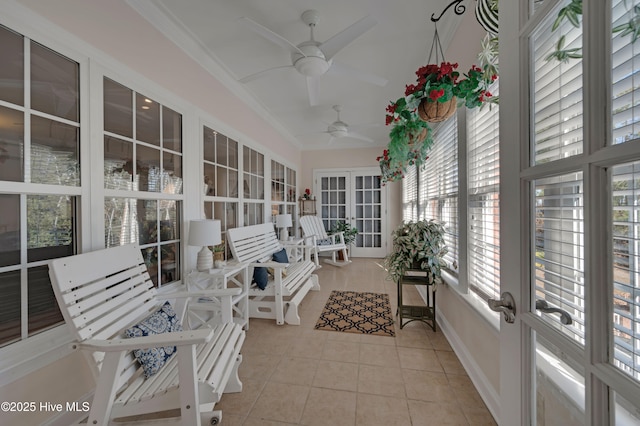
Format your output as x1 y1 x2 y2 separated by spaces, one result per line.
299 216 329 240
49 244 158 383
227 223 281 264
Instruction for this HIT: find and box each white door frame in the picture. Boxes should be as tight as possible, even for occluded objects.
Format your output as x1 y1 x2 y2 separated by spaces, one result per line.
313 167 388 258
500 1 640 424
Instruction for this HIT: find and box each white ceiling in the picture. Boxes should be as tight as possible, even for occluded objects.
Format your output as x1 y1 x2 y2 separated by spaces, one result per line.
129 1 471 151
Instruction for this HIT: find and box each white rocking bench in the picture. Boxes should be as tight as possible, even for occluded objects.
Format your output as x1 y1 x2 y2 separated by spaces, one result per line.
48 244 245 425
299 215 352 268
226 223 320 325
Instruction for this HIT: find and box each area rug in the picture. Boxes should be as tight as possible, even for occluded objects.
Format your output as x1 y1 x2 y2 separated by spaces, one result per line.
314 290 395 337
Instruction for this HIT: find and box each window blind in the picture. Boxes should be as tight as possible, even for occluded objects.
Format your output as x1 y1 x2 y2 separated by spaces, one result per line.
611 0 640 145
467 87 500 301
611 161 640 381
402 164 418 222
419 116 459 274
532 7 583 164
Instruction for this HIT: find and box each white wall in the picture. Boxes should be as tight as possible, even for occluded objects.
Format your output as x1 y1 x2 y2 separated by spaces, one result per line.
300 147 404 252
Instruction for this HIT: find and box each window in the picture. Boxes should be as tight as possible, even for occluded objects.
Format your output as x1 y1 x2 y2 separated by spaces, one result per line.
0 25 79 346
271 160 297 235
402 165 418 222
203 127 239 257
467 90 500 301
103 77 183 287
243 146 264 225
419 117 459 275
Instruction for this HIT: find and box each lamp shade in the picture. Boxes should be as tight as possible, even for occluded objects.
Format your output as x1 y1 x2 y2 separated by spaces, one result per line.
188 219 222 247
275 214 292 228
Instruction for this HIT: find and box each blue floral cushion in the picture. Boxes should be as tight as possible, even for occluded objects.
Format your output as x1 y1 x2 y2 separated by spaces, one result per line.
252 262 268 290
125 301 183 378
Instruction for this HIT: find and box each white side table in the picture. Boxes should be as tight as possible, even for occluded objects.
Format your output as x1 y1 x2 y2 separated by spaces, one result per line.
186 261 249 330
283 237 304 262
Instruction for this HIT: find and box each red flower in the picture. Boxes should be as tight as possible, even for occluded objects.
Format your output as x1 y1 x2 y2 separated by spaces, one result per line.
491 74 498 81
405 84 419 96
485 91 492 97
386 103 397 114
429 89 445 101
305 188 311 195
385 115 393 126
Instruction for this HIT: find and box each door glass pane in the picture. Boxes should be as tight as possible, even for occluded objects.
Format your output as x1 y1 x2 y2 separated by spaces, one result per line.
535 334 585 425
353 173 383 249
533 172 584 346
611 0 640 145
532 1 583 164
611 161 640 381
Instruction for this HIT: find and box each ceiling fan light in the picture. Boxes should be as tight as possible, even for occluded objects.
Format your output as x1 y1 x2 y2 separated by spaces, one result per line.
293 55 330 77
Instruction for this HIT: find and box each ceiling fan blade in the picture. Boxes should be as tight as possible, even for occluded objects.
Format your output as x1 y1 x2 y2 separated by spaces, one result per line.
349 132 374 143
238 17 306 57
238 65 294 83
351 122 381 131
329 61 388 86
319 15 377 61
306 77 319 106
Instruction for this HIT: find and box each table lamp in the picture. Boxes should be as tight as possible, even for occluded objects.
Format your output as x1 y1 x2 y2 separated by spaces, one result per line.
275 214 293 241
188 219 221 271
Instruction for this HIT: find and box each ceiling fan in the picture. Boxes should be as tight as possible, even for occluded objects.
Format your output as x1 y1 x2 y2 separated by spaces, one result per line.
238 10 388 106
312 105 378 144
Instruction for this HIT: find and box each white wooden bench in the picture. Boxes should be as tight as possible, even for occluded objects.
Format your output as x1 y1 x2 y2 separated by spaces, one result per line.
49 244 245 426
226 223 320 325
299 215 351 268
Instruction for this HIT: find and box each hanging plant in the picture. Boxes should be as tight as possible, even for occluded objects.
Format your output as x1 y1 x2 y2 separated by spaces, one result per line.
377 113 432 184
547 0 640 62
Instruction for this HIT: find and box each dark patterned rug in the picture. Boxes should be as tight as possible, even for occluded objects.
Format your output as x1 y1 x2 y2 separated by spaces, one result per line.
314 291 395 337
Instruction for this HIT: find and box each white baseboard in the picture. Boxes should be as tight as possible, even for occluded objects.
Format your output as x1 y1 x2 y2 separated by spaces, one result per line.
436 310 501 422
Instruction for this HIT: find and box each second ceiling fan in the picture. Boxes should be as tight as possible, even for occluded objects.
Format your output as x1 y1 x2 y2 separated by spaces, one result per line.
238 10 388 106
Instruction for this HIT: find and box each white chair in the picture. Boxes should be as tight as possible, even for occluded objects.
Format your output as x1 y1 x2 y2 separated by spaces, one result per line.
299 215 351 268
48 244 245 425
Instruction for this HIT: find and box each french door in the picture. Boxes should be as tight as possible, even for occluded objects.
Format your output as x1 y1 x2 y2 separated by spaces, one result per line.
314 168 387 258
499 0 640 424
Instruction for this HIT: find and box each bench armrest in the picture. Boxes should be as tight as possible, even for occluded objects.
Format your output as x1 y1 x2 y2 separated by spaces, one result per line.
168 288 242 299
75 329 215 352
249 261 289 269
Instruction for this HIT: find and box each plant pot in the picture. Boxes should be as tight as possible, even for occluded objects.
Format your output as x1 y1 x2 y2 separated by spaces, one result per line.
409 128 428 144
214 251 224 262
418 97 457 123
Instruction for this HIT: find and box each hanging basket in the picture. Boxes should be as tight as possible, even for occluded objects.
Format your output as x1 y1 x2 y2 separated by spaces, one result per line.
409 128 428 144
418 97 457 123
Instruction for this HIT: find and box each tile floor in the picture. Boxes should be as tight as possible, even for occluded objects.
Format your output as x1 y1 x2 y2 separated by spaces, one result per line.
216 258 497 425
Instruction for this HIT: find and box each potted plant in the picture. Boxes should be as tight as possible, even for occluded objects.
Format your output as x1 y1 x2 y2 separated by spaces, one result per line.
378 104 433 184
329 220 358 260
212 242 225 268
384 219 448 284
392 61 498 124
